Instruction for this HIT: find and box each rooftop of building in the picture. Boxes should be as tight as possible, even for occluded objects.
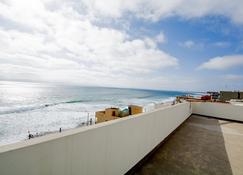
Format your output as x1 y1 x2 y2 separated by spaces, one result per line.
132 115 243 175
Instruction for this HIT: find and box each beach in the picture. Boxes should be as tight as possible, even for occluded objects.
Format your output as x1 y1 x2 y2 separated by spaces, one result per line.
0 81 192 145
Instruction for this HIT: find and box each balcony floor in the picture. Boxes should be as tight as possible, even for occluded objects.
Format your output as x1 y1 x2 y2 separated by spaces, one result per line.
133 115 243 175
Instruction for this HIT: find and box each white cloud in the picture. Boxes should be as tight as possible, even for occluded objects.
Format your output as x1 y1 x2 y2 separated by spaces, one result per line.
179 40 195 48
198 55 243 70
212 41 231 48
0 0 179 89
78 0 243 24
224 74 243 81
1 0 242 90
155 32 166 44
179 40 205 50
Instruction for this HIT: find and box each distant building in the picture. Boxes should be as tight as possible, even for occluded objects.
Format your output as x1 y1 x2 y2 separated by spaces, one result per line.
219 91 242 102
128 105 143 115
96 108 120 123
207 91 219 100
96 105 143 123
240 92 243 99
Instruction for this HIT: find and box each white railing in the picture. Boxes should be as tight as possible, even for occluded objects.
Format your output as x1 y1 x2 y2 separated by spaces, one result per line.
192 102 243 122
0 102 191 175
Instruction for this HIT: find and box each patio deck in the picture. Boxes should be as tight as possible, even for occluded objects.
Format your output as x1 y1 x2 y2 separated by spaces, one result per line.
133 115 243 175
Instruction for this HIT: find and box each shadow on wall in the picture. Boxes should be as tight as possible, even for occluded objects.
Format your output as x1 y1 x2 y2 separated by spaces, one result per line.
133 115 233 175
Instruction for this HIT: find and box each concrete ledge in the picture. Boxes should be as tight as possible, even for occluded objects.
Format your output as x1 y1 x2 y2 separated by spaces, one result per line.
125 115 190 175
0 102 191 175
0 103 187 153
192 102 243 122
192 113 243 124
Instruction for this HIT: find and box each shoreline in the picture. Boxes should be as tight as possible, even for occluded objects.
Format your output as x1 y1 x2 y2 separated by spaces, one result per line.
0 99 175 146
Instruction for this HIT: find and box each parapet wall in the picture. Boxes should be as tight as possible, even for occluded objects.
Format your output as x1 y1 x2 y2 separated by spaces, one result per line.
0 102 191 175
192 102 243 122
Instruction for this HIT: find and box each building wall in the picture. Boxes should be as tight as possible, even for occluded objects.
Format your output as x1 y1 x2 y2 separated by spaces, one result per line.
0 102 191 175
192 102 243 122
96 116 120 123
105 108 119 117
219 91 239 101
96 108 120 123
95 111 105 118
240 92 243 99
129 105 143 115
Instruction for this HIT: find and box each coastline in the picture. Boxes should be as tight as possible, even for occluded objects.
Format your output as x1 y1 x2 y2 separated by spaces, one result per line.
0 99 176 146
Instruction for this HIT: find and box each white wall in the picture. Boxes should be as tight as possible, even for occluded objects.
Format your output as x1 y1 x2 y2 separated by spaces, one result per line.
192 102 243 122
0 102 191 175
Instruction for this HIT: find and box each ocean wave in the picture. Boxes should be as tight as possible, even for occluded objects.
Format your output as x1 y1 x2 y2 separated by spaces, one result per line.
137 95 154 99
65 100 87 104
0 99 90 115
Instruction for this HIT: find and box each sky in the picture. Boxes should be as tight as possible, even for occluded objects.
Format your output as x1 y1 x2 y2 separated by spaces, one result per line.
0 0 243 91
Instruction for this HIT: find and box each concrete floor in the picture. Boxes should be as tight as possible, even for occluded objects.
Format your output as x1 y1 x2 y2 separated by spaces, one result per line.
134 115 243 175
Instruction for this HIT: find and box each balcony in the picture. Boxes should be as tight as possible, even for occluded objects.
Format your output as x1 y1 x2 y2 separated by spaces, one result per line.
132 114 243 175
0 102 243 175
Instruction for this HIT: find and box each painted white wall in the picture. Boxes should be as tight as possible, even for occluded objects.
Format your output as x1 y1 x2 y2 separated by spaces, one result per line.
0 102 191 175
192 102 243 122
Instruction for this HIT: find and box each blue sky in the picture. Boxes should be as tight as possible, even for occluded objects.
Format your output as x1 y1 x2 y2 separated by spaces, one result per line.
135 15 243 90
0 0 243 91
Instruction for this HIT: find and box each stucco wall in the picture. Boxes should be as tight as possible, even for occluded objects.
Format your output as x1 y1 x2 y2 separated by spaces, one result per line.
192 102 243 122
0 102 191 175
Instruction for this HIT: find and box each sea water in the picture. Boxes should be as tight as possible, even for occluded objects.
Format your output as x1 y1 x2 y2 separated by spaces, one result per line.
0 81 193 145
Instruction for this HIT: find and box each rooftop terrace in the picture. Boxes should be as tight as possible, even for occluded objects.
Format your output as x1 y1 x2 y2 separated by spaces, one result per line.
1 102 243 175
133 115 243 175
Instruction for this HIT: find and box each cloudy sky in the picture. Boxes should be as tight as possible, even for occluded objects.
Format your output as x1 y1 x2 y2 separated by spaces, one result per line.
0 0 243 91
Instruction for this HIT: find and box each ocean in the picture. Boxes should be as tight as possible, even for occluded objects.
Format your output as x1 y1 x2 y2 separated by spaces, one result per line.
0 81 193 145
